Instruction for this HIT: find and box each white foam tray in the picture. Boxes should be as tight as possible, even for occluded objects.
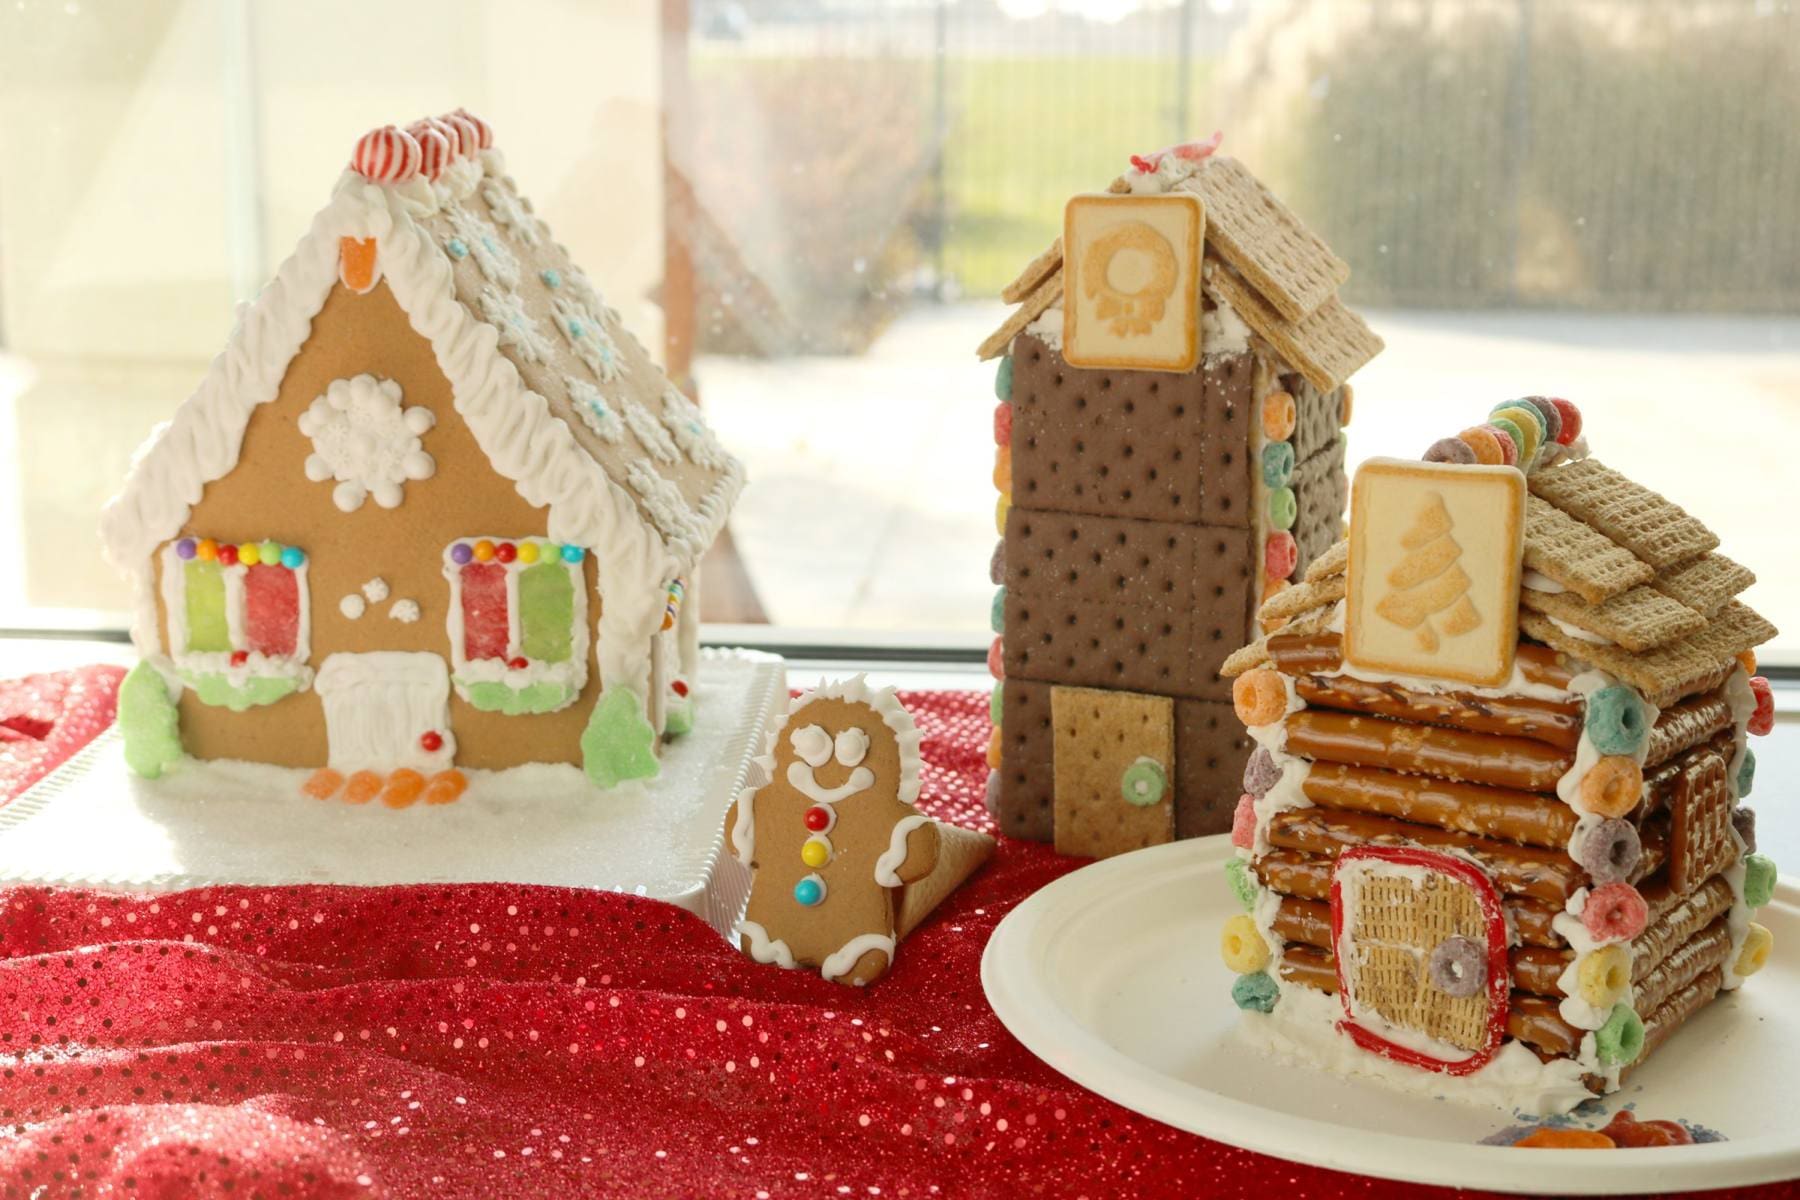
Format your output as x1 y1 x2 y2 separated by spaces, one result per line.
0 649 786 939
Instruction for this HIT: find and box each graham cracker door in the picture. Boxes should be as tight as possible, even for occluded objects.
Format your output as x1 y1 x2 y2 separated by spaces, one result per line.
1050 685 1175 858
314 652 457 773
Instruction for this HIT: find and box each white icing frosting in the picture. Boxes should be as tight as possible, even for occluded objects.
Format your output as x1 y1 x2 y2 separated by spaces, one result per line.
439 539 589 706
1317 601 1579 704
820 932 895 986
299 374 436 512
477 285 554 363
1545 614 1611 645
339 593 366 619
313 650 455 771
833 726 870 768
791 724 833 768
1201 290 1252 358
736 919 796 970
659 386 730 471
626 461 706 559
361 577 390 603
1024 305 1063 351
479 177 542 246
622 398 680 464
873 813 931 888
567 377 625 443
729 786 756 866
445 204 519 288
785 761 874 806
389 599 420 623
1521 570 1566 594
550 295 626 383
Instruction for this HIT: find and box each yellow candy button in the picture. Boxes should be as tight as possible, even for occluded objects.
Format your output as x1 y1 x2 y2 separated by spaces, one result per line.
518 541 540 564
801 838 831 869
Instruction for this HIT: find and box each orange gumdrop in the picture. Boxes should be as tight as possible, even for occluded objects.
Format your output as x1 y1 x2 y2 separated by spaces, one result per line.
339 237 379 293
1232 668 1289 728
382 768 427 808
1579 756 1644 819
343 770 384 804
424 769 468 805
985 727 1002 769
1339 383 1355 428
1261 391 1296 442
1738 649 1758 675
1512 1127 1616 1149
993 447 1012 493
302 768 344 800
1457 427 1504 465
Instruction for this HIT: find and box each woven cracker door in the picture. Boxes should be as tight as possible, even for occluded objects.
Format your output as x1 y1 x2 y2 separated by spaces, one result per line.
1330 845 1509 1075
1049 686 1174 858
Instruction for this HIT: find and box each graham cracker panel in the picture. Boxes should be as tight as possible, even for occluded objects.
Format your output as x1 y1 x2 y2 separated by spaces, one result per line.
1051 685 1176 858
1287 374 1342 464
997 678 1055 842
1174 698 1254 838
1291 439 1348 579
1003 508 1253 701
1008 334 1211 524
1195 352 1257 528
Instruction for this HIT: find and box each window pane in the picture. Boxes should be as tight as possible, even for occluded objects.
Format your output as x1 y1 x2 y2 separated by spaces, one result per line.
242 563 299 658
518 561 573 664
182 561 229 653
460 563 509 662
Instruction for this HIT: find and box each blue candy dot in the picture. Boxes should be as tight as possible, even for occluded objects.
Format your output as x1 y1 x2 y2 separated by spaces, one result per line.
447 238 468 259
568 321 585 338
175 538 197 560
541 269 562 288
794 877 824 907
560 544 584 564
280 546 306 569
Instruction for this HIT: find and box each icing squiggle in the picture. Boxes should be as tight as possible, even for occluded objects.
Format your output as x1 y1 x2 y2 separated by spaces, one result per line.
873 813 931 887
820 932 896 986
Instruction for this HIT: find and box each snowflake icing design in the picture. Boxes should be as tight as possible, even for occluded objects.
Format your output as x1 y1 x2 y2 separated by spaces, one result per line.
563 268 614 322
622 397 680 464
478 286 554 364
627 460 703 554
551 295 627 383
480 179 541 247
299 374 436 512
658 385 730 471
446 205 519 288
567 376 625 443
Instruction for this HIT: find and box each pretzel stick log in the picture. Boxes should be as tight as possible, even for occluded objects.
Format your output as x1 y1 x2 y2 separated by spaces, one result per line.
1644 689 1733 769
1301 762 1579 850
1618 967 1723 1083
1634 918 1733 1017
1283 710 1576 793
1631 875 1735 982
1294 674 1582 751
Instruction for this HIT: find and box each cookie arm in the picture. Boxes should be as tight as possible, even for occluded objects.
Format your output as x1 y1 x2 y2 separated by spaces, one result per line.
877 813 939 886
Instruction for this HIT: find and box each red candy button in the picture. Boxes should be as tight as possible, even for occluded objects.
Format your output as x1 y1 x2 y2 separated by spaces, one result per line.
508 656 528 670
672 679 689 697
420 730 444 753
496 542 518 564
229 650 249 667
803 806 832 832
217 543 239 566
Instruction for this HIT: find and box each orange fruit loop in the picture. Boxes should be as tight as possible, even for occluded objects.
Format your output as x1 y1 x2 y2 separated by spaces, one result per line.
1232 668 1289 728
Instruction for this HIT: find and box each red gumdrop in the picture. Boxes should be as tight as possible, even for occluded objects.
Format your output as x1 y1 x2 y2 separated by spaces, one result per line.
987 637 1004 680
1550 397 1582 445
1264 532 1298 580
1602 1111 1691 1148
803 806 832 832
461 563 510 660
1748 676 1775 736
1231 793 1257 849
994 403 1013 447
243 564 300 656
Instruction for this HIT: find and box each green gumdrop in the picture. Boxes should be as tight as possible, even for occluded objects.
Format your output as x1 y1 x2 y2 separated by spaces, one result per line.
1225 857 1258 912
995 355 1013 402
989 683 1003 726
188 672 297 712
1744 853 1777 909
119 662 183 779
1595 1004 1644 1066
1739 748 1757 798
465 679 575 716
990 586 1006 635
518 562 574 663
183 561 230 653
1231 971 1279 1013
582 687 660 788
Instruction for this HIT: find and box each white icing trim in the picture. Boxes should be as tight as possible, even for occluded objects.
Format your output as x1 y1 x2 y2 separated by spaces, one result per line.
782 676 924 806
313 650 456 771
791 724 833 768
159 543 314 694
834 726 870 768
736 920 796 970
819 932 896 986
785 761 874 806
730 786 756 866
873 813 931 888
440 538 589 707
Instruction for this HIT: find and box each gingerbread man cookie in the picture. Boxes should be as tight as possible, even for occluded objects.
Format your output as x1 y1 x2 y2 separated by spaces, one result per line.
727 677 992 986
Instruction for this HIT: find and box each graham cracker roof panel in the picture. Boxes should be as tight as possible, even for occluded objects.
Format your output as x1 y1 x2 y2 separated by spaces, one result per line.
1527 457 1719 571
1206 261 1383 394
1177 156 1349 322
1002 237 1061 304
1653 552 1756 618
1522 494 1654 606
1520 584 1706 654
1520 600 1776 708
977 268 1062 362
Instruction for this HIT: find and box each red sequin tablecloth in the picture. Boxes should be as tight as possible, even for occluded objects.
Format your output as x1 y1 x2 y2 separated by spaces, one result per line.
1 665 1795 1199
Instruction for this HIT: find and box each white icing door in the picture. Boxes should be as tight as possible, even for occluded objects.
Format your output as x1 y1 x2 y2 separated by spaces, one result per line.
314 652 456 772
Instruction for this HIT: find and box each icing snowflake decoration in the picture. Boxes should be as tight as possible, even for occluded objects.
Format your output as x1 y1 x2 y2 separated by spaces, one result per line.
626 460 705 555
300 374 436 512
480 179 541 246
567 376 625 443
659 385 730 470
622 397 680 464
551 295 627 383
563 267 613 323
445 205 519 288
478 285 554 364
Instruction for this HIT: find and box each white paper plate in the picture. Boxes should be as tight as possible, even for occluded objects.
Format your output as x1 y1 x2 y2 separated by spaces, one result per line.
0 649 786 939
982 835 1800 1194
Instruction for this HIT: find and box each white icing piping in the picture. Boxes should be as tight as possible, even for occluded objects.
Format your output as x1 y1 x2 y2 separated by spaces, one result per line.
819 932 896 986
736 919 796 970
874 813 932 888
729 787 756 866
785 762 874 806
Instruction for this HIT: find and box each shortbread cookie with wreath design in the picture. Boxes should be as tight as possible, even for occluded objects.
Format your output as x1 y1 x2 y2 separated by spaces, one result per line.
727 677 994 986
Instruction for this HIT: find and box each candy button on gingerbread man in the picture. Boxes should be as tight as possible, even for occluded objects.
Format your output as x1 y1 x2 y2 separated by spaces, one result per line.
727 677 994 987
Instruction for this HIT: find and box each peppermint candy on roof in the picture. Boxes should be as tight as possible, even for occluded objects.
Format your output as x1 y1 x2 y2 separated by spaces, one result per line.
409 118 457 181
350 125 422 183
438 111 483 157
452 106 494 149
1130 130 1223 174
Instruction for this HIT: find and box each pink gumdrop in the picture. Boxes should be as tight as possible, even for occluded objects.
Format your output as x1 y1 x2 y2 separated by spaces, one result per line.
1264 532 1298 580
1582 881 1648 943
1231 793 1257 849
1748 676 1775 736
994 402 1013 448
987 637 1005 680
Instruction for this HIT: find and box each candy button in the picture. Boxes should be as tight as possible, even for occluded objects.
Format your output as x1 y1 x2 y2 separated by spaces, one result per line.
1738 747 1756 798
801 837 831 868
1744 854 1776 909
1220 914 1270 974
995 355 1013 402
1577 817 1642 884
987 637 1004 680
993 447 1012 493
518 541 540 564
280 545 306 569
1585 686 1649 756
994 402 1012 448
1594 1003 1644 1066
1549 397 1582 445
496 542 518 564
1120 757 1167 807
793 875 826 907
1577 756 1643 818
1261 391 1296 441
561 544 585 564
1231 793 1257 849
1483 418 1523 467
196 538 219 562
1267 486 1297 531
1736 922 1773 978
803 805 833 833
1456 426 1504 465
990 587 1006 634
1232 668 1289 728
229 650 249 667
217 543 239 566
1261 441 1295 489
1426 935 1487 998
1581 881 1648 942
1242 746 1280 798
1224 857 1258 911
1522 396 1562 446
259 540 282 565
1423 437 1477 465
1231 971 1279 1014
1748 675 1775 736
238 542 261 566
1513 1128 1616 1149
419 730 444 753
473 539 496 562
450 542 473 565
174 537 197 560
1264 531 1298 581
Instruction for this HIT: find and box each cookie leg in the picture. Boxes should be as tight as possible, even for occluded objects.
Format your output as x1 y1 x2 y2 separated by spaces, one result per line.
819 932 896 987
737 920 797 970
842 947 892 988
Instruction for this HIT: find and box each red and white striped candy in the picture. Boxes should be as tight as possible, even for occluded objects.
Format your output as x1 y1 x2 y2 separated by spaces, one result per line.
452 107 494 149
350 125 422 183
408 118 456 180
439 111 482 157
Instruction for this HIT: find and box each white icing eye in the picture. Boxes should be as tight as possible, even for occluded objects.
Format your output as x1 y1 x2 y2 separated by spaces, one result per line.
834 727 870 768
791 724 832 767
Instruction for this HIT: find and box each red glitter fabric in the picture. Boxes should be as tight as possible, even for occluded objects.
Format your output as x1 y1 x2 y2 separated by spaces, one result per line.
0 668 1790 1199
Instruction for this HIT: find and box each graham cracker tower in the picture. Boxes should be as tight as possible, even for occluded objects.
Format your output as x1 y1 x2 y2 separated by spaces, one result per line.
978 139 1383 857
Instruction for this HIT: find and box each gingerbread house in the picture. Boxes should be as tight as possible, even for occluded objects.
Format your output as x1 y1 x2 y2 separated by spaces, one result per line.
100 113 744 801
979 139 1384 856
1218 397 1779 1111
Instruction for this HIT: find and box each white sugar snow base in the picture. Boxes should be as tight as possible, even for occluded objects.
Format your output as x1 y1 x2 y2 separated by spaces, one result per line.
0 651 784 935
